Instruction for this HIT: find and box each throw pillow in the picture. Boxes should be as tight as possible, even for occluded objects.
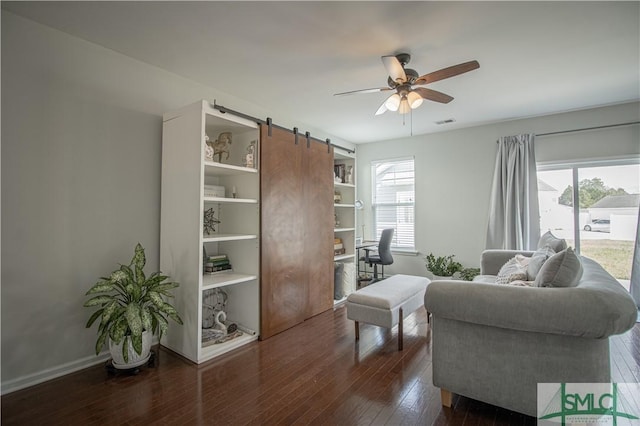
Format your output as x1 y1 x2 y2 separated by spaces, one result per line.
537 231 567 253
495 255 528 285
534 247 583 288
526 245 556 281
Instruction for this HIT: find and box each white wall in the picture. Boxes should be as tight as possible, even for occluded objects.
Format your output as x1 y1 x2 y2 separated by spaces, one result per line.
0 11 352 393
355 102 640 277
2 9 638 393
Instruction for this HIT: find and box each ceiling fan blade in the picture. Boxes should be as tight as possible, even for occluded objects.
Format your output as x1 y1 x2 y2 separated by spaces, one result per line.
375 93 396 115
375 102 388 116
382 55 407 83
414 60 480 85
413 87 454 104
334 87 393 96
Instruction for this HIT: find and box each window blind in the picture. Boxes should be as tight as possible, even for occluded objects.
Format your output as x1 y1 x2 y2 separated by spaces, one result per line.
372 158 415 249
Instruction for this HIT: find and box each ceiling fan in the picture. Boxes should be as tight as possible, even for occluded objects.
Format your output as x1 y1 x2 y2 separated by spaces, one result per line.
334 53 479 115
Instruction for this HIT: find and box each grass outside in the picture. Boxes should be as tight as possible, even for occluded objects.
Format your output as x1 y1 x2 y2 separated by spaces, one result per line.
566 239 634 279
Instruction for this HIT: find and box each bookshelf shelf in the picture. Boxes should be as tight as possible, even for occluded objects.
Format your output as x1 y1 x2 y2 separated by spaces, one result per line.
334 182 355 189
203 233 258 242
334 253 355 261
204 162 258 177
204 197 258 204
202 273 257 290
334 228 355 233
199 327 258 362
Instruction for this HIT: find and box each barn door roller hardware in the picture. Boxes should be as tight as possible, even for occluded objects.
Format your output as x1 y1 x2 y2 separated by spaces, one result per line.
213 101 354 154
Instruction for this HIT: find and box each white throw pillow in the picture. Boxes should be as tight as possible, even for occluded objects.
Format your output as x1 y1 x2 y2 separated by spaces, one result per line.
496 255 529 285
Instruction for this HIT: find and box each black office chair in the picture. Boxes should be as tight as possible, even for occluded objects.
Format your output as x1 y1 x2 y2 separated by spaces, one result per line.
363 228 394 282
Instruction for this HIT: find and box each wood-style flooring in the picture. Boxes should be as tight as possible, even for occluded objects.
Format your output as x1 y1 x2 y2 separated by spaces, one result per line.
2 306 639 425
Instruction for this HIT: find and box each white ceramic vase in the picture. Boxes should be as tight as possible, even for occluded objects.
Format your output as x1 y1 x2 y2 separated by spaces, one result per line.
109 330 152 369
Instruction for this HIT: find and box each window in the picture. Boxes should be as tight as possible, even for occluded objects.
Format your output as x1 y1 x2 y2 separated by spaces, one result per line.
371 157 415 250
537 159 639 286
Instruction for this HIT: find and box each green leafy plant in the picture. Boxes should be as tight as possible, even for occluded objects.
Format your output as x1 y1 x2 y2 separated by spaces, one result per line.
425 253 463 277
459 267 481 281
84 243 183 362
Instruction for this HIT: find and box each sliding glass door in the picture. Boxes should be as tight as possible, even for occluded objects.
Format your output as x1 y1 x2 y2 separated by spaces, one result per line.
538 160 639 289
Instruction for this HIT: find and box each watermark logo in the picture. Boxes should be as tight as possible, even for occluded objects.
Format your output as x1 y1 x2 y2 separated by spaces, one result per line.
538 383 640 425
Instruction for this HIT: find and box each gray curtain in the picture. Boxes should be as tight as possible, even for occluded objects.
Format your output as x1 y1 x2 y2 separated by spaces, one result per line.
486 133 540 250
630 204 640 315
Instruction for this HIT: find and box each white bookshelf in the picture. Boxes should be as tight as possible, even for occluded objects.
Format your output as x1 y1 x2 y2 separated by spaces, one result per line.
333 150 357 305
161 100 260 364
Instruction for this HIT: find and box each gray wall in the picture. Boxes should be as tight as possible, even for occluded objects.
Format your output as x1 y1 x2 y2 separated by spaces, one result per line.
355 102 640 277
0 11 350 392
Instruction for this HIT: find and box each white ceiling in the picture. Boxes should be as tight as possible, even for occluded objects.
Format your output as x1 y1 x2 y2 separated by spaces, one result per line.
3 1 639 144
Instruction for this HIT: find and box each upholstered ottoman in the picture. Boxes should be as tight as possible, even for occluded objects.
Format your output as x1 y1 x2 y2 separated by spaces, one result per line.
346 274 429 350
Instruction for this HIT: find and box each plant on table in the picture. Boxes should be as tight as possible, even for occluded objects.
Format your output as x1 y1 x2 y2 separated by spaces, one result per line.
84 243 183 363
425 253 463 277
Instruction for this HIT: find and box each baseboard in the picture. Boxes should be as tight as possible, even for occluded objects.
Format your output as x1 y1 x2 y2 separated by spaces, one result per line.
1 337 160 395
1 351 110 395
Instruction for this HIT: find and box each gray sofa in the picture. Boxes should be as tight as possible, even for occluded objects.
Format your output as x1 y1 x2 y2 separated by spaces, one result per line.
424 249 637 417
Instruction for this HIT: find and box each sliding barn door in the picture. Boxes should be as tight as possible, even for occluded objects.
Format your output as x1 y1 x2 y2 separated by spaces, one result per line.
260 126 334 339
303 141 334 318
260 126 306 339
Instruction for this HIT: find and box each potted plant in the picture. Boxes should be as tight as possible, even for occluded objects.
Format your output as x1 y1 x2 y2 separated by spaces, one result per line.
425 253 463 279
459 267 481 281
84 243 183 368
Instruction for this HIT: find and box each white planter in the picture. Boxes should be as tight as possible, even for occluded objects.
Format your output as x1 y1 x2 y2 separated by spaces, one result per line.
109 330 152 369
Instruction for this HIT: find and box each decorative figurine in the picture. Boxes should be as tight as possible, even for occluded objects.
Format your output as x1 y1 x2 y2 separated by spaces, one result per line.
243 140 257 168
204 135 214 161
203 208 221 235
202 288 228 329
346 166 354 184
211 132 232 163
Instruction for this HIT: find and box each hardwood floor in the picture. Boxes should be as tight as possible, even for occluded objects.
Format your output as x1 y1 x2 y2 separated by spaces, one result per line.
2 306 639 425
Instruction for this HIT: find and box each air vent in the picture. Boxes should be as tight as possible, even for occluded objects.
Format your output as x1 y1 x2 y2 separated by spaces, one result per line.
435 118 456 125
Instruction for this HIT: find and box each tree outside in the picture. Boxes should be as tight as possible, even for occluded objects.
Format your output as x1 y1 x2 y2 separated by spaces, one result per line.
558 177 628 208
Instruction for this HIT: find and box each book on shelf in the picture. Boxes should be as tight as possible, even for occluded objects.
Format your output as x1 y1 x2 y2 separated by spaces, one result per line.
203 184 225 198
204 266 233 275
206 254 228 261
334 164 346 183
334 243 343 250
203 254 232 273
334 248 346 256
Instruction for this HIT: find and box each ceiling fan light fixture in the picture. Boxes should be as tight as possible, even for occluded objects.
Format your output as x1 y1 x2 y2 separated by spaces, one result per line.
407 91 424 109
398 96 411 114
385 93 401 111
335 53 479 116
